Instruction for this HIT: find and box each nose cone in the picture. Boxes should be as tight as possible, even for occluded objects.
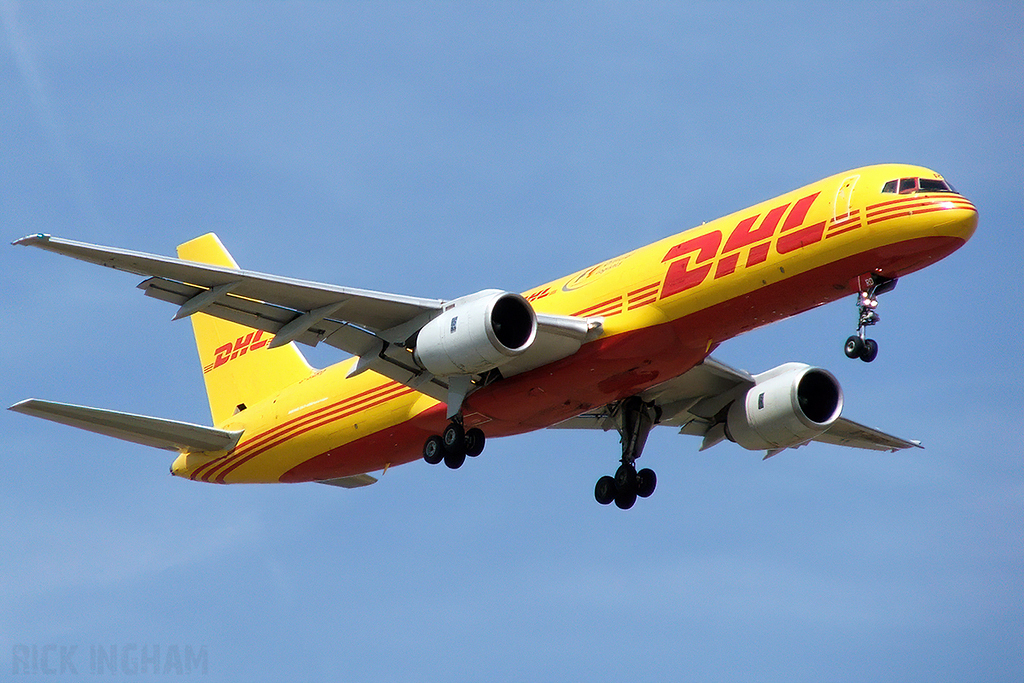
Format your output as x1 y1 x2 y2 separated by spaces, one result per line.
942 196 979 244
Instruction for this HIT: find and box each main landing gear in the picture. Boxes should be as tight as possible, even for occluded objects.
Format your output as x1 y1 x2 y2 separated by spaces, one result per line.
594 397 659 510
422 417 486 470
844 275 897 363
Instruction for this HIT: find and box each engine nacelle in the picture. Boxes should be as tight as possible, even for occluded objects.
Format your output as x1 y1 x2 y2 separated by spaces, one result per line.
725 364 843 451
413 289 537 376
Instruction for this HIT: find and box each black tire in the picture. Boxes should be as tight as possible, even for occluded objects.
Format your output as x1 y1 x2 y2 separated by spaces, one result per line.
614 463 637 491
595 476 617 505
444 449 467 470
636 468 657 498
442 422 465 455
860 338 879 363
614 486 638 510
844 335 864 359
464 428 485 457
423 435 444 465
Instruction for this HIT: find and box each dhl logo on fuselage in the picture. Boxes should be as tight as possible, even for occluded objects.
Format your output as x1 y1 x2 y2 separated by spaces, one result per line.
659 191 827 298
203 330 271 374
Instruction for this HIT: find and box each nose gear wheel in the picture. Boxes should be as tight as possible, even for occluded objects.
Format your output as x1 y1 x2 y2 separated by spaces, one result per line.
844 275 896 363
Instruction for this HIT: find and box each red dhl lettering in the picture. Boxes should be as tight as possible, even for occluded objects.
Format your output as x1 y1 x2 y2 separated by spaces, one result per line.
210 330 271 371
660 192 822 299
661 231 721 298
525 287 553 303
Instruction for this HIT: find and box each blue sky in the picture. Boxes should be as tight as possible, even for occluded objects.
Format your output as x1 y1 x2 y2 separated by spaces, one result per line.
2 2 1021 681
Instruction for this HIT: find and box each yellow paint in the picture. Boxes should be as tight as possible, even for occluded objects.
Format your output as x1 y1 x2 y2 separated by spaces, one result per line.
177 234 315 425
171 164 977 484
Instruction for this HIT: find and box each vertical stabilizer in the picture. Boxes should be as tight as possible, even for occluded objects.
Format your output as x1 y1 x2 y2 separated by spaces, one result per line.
177 234 314 425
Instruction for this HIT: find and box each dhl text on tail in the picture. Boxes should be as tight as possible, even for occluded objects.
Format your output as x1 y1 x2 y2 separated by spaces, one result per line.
10 163 977 509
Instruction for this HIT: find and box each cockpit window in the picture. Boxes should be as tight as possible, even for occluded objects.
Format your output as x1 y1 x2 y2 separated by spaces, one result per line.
881 177 959 195
919 178 957 193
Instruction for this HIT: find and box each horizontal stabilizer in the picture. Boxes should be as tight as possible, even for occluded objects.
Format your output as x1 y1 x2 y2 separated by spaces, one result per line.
8 399 243 452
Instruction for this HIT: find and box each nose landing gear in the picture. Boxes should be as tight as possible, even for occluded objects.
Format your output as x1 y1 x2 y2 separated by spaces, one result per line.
594 397 659 510
844 275 896 363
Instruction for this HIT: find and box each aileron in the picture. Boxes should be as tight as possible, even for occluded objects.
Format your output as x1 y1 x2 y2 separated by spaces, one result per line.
15 233 444 332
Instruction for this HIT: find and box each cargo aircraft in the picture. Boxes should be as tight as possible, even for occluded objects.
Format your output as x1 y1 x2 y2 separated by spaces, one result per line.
10 164 977 509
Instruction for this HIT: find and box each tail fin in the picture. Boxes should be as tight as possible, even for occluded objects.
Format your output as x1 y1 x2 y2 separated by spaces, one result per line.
177 234 314 425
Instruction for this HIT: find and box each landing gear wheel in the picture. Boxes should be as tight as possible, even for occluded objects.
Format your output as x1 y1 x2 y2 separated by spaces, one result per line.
860 338 879 363
464 428 485 457
614 463 637 490
614 485 638 510
426 422 485 472
595 476 617 506
423 435 445 465
443 449 466 470
442 422 465 456
594 397 661 509
637 468 657 498
845 276 896 361
613 464 638 509
844 335 864 359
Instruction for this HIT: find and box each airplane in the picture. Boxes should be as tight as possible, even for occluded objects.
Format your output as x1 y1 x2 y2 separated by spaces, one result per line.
9 164 977 509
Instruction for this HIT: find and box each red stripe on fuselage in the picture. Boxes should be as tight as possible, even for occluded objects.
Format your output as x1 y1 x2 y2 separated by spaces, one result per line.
279 234 968 484
628 282 660 297
574 296 623 317
867 195 975 219
190 380 406 482
213 386 417 483
867 202 977 226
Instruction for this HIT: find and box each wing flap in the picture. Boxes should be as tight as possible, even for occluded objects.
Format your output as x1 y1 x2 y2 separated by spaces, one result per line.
15 234 443 333
16 234 613 415
812 417 923 452
316 474 378 488
9 399 243 452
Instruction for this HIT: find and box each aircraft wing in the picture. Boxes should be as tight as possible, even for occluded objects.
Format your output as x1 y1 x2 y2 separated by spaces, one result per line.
551 356 922 454
13 234 597 409
8 399 243 452
13 233 444 340
809 416 923 452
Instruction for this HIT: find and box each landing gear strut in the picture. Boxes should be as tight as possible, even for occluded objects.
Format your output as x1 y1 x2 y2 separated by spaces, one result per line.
595 397 659 510
423 416 485 470
844 275 896 363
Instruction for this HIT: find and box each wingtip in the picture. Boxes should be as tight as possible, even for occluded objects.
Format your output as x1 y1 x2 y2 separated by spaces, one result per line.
12 233 51 247
8 398 45 415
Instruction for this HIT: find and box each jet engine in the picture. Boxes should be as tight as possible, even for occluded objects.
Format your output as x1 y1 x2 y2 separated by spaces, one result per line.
413 289 537 376
725 363 843 451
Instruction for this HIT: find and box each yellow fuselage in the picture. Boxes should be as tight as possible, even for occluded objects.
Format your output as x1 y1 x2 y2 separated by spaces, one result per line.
173 164 977 484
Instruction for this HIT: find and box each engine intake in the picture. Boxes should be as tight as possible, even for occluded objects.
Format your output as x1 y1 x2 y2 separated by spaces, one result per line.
413 289 537 376
725 364 843 451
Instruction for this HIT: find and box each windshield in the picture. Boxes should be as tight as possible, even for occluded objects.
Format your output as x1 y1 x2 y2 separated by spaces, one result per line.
881 177 958 194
